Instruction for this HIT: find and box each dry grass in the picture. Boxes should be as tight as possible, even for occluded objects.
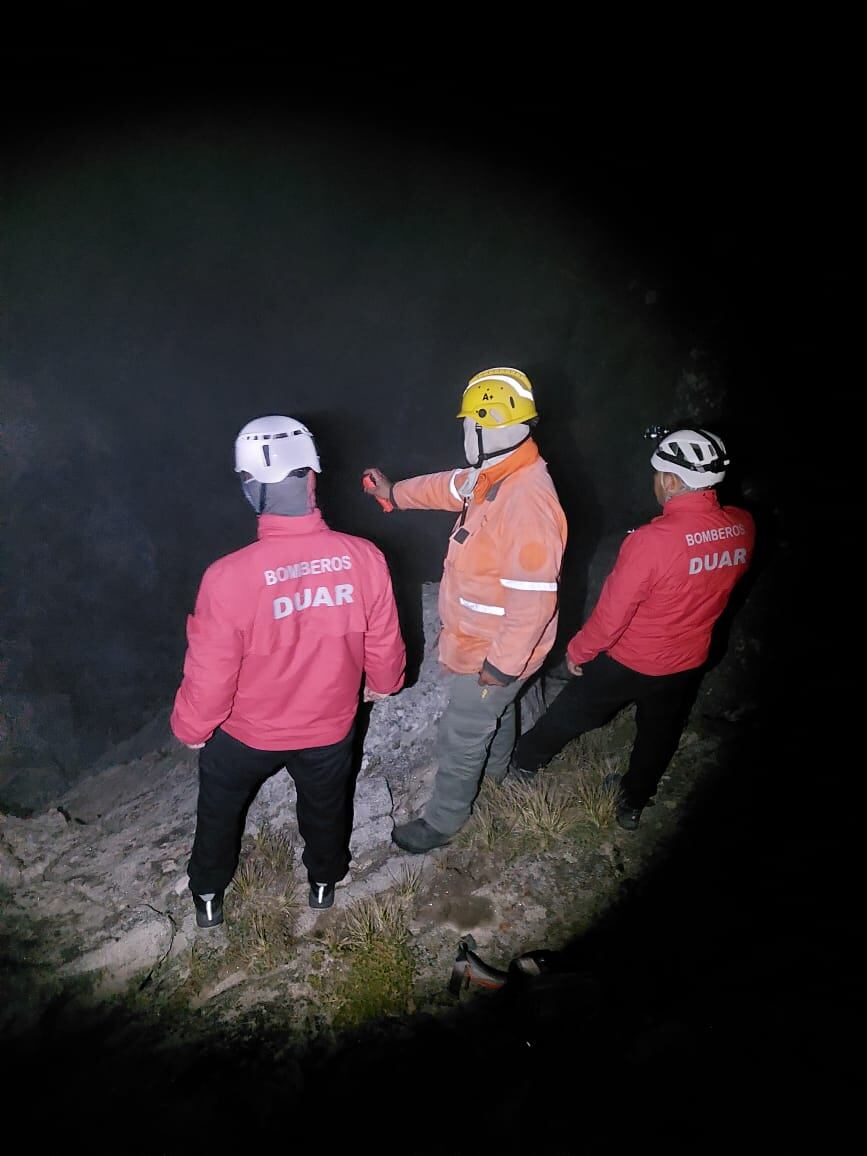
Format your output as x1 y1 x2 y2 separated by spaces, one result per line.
223 820 299 973
453 778 512 852
572 757 621 829
455 774 580 855
455 800 500 852
330 892 408 952
314 892 417 1029
454 715 636 856
502 777 578 848
389 861 425 903
552 722 633 830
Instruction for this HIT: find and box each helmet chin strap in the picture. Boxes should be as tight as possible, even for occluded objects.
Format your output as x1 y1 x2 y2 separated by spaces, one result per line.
468 426 485 468
459 423 532 501
467 424 532 469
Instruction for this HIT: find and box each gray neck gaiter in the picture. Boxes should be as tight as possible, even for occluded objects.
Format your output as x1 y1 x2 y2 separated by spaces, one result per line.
242 472 315 516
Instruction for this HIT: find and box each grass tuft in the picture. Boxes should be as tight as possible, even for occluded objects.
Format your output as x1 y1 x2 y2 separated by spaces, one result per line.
455 774 579 856
389 861 425 903
504 777 578 848
453 778 511 852
317 893 417 1029
221 820 299 974
572 756 621 829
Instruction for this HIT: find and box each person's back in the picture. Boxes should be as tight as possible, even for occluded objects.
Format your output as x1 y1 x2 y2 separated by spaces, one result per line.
171 511 404 749
577 487 755 676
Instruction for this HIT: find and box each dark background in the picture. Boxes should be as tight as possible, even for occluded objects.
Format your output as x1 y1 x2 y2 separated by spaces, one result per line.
3 60 841 760
0 57 855 1149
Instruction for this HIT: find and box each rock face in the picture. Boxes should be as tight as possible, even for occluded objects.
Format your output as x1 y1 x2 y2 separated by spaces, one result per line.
0 692 77 815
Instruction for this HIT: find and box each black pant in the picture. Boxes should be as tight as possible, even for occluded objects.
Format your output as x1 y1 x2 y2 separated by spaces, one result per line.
513 652 702 808
187 725 356 896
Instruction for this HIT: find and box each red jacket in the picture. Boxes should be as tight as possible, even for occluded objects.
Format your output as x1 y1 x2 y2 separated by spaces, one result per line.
567 489 756 675
393 440 567 681
170 511 405 749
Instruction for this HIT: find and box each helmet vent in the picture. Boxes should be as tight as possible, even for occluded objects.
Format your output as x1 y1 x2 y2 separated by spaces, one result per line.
649 427 728 488
234 415 321 480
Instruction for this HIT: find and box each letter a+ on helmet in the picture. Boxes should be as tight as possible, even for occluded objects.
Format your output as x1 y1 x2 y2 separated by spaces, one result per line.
457 368 538 428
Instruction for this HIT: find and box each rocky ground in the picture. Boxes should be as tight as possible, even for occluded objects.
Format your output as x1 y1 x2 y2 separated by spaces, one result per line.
0 584 855 1153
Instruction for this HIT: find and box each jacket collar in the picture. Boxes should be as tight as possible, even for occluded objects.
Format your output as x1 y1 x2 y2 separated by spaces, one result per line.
257 510 328 538
468 438 540 502
662 489 720 516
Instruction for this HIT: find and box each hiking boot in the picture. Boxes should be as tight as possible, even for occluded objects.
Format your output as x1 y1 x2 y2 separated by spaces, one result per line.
392 818 452 853
192 890 224 928
309 882 335 910
603 773 644 829
505 753 540 783
616 803 643 830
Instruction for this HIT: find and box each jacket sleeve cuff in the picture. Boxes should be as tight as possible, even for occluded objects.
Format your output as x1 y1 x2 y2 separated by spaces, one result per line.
566 637 591 667
170 711 211 748
482 659 517 685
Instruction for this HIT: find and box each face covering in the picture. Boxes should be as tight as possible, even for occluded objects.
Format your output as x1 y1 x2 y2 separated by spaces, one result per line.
241 470 316 516
463 418 531 467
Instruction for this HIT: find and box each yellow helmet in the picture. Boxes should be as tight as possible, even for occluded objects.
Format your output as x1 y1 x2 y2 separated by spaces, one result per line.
456 367 538 428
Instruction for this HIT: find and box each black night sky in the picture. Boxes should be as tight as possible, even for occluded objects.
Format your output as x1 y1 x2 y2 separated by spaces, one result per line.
4 64 841 747
1 57 855 1150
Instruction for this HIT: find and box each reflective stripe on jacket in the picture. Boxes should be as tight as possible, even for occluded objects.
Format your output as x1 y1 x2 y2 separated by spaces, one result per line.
567 489 756 675
170 511 406 749
393 442 567 680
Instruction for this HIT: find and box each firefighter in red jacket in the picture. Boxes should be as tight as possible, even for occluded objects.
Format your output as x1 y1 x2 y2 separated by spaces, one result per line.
171 415 406 927
511 427 756 829
364 367 567 852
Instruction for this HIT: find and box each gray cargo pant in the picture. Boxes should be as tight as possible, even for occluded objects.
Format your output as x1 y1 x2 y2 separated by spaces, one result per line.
424 672 524 836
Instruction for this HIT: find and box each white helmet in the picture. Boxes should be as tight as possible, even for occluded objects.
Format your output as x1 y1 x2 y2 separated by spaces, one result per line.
650 428 729 488
234 415 321 483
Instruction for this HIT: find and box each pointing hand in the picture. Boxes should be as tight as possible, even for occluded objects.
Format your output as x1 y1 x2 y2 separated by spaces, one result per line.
362 468 394 510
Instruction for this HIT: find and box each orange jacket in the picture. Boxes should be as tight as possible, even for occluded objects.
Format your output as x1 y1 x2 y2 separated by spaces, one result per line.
393 440 567 681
